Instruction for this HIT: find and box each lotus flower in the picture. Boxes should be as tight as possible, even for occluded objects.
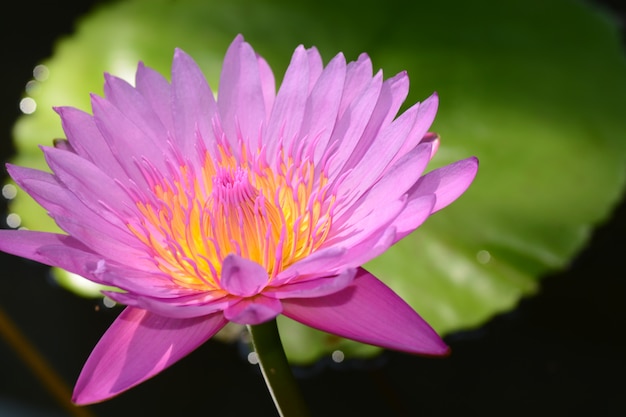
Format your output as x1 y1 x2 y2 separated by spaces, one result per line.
0 35 477 404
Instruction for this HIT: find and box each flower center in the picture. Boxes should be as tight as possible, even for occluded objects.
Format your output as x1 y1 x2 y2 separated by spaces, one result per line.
206 166 283 276
128 143 335 292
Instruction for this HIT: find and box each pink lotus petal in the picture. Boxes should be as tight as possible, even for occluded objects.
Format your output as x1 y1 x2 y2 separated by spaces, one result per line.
421 132 441 159
267 268 356 299
8 164 136 244
171 48 218 155
327 194 406 250
33 243 156 286
366 140 435 199
327 222 398 269
301 52 346 164
279 210 397 282
90 94 170 184
328 72 383 178
265 45 311 157
335 140 433 224
0 230 95 271
338 53 373 117
106 290 233 319
218 35 267 147
390 93 440 166
392 194 437 241
223 295 282 325
17 153 147 263
333 149 430 232
54 106 127 179
7 163 65 211
409 156 479 213
305 47 324 92
73 258 176 295
220 254 269 297
276 246 347 281
256 55 276 118
338 71 410 172
336 100 429 204
282 269 449 355
101 74 177 177
277 225 395 288
135 62 175 133
52 138 73 152
49 215 151 268
73 307 227 404
41 145 132 213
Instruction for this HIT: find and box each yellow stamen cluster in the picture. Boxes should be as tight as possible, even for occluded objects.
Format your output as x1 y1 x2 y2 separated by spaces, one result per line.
128 145 334 292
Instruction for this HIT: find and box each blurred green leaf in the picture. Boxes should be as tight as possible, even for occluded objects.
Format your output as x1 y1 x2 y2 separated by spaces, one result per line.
8 0 626 362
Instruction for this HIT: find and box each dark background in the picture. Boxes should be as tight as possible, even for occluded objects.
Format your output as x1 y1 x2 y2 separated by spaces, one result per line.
1 1 625 416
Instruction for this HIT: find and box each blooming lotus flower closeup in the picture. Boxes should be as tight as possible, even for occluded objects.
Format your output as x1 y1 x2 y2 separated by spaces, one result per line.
0 35 477 404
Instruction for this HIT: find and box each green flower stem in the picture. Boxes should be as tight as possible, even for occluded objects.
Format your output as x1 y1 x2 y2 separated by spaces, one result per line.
247 320 310 417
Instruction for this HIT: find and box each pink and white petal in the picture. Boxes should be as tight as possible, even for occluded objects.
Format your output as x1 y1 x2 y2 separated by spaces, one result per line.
282 269 449 355
73 307 227 405
409 156 479 213
54 107 127 179
218 35 267 147
266 268 356 299
220 254 269 297
223 296 282 325
135 62 175 133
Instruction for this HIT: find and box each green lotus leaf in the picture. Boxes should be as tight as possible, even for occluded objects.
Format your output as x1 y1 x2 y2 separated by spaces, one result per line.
8 0 626 363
